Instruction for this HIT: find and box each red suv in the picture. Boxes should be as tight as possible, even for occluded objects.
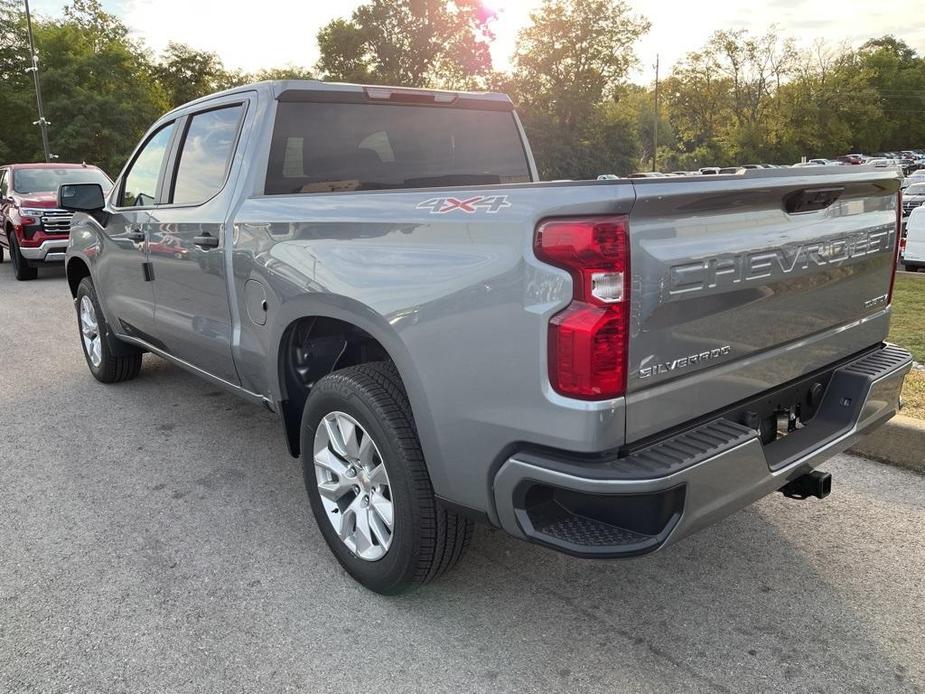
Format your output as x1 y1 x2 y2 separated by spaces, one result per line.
0 163 111 280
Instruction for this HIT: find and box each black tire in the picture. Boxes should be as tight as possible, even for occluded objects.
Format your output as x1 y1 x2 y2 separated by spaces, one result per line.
9 234 37 281
75 276 143 383
301 362 473 594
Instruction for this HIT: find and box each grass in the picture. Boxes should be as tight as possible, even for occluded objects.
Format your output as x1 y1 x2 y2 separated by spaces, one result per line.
890 275 925 362
889 274 925 418
901 370 925 420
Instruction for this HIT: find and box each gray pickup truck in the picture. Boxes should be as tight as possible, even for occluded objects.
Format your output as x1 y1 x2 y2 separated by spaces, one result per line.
60 80 911 594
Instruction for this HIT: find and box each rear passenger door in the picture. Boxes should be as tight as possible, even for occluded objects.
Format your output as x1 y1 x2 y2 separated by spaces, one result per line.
147 99 248 384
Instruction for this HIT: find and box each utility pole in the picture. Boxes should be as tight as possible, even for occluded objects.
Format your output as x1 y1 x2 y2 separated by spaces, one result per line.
23 0 52 162
652 54 659 173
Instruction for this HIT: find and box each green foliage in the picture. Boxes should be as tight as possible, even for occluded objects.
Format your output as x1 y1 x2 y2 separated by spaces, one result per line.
657 31 925 170
315 0 494 89
1 0 923 183
505 0 650 178
154 42 230 109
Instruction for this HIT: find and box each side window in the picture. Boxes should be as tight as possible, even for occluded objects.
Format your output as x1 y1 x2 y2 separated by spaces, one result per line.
170 104 243 205
121 122 176 207
0 170 8 197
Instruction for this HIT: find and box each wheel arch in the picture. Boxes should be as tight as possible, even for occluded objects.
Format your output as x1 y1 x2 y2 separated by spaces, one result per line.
270 300 435 465
66 256 92 298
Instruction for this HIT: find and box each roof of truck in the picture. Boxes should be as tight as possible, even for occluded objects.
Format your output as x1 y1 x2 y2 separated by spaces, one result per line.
2 162 101 170
163 80 515 118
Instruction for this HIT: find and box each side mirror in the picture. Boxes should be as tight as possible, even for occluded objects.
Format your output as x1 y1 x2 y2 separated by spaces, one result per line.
58 183 105 212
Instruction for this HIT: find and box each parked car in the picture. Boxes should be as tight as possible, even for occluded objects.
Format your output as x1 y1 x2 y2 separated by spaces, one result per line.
896 158 917 176
0 162 112 280
902 206 925 271
837 154 865 165
698 166 720 175
868 158 901 169
901 182 925 217
60 80 911 594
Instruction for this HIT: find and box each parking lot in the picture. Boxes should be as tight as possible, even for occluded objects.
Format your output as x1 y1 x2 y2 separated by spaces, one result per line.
1 264 923 693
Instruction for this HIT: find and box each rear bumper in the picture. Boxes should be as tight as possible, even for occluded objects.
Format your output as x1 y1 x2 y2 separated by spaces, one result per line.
492 344 912 558
19 237 69 263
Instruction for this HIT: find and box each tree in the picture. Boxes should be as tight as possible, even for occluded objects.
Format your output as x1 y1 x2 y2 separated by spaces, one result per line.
315 0 495 89
0 0 34 162
31 1 169 174
512 0 649 128
252 66 315 82
154 42 231 109
507 0 650 178
857 36 925 151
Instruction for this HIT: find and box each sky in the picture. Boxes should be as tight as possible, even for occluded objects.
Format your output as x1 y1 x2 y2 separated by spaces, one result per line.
30 0 925 83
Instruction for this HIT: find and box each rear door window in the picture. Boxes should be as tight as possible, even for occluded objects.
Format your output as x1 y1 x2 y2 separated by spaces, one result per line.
170 104 244 205
265 102 531 194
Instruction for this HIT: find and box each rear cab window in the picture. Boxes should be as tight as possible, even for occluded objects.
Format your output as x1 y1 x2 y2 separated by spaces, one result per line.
265 101 531 195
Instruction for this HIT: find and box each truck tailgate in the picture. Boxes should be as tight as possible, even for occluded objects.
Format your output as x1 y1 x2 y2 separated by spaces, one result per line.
625 168 900 443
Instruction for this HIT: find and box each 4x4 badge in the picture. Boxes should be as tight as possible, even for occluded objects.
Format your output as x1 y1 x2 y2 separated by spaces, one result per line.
417 195 511 214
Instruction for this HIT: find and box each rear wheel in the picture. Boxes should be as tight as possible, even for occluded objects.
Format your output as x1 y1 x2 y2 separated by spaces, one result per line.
75 277 143 383
301 362 473 594
9 234 37 281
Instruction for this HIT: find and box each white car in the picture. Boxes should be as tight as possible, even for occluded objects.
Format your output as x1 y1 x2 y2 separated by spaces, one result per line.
868 158 901 169
903 206 925 272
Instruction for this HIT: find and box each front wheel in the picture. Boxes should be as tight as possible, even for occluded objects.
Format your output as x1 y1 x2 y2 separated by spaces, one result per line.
75 277 143 383
301 362 473 594
9 235 37 281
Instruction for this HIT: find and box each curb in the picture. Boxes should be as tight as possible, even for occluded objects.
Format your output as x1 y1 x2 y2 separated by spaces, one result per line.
849 414 925 474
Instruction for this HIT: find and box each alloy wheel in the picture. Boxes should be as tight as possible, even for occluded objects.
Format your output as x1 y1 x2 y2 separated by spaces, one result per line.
313 411 394 561
79 295 102 368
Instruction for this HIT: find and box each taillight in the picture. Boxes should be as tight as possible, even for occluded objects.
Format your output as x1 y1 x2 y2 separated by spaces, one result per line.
535 216 629 399
888 190 902 305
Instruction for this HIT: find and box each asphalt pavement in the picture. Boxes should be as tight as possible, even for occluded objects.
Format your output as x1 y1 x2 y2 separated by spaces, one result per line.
1 263 923 693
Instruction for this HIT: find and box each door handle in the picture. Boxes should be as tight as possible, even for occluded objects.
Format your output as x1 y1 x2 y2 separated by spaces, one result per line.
193 232 220 249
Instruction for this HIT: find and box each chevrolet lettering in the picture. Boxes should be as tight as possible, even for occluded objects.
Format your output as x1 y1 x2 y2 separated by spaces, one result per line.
668 226 896 296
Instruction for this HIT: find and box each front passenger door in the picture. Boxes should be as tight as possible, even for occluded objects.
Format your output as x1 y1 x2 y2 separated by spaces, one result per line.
97 121 177 342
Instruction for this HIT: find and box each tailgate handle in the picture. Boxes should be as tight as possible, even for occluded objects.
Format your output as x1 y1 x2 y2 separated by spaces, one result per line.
784 187 844 214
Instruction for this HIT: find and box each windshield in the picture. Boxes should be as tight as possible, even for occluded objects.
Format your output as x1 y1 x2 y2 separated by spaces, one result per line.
13 167 111 194
906 184 925 195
